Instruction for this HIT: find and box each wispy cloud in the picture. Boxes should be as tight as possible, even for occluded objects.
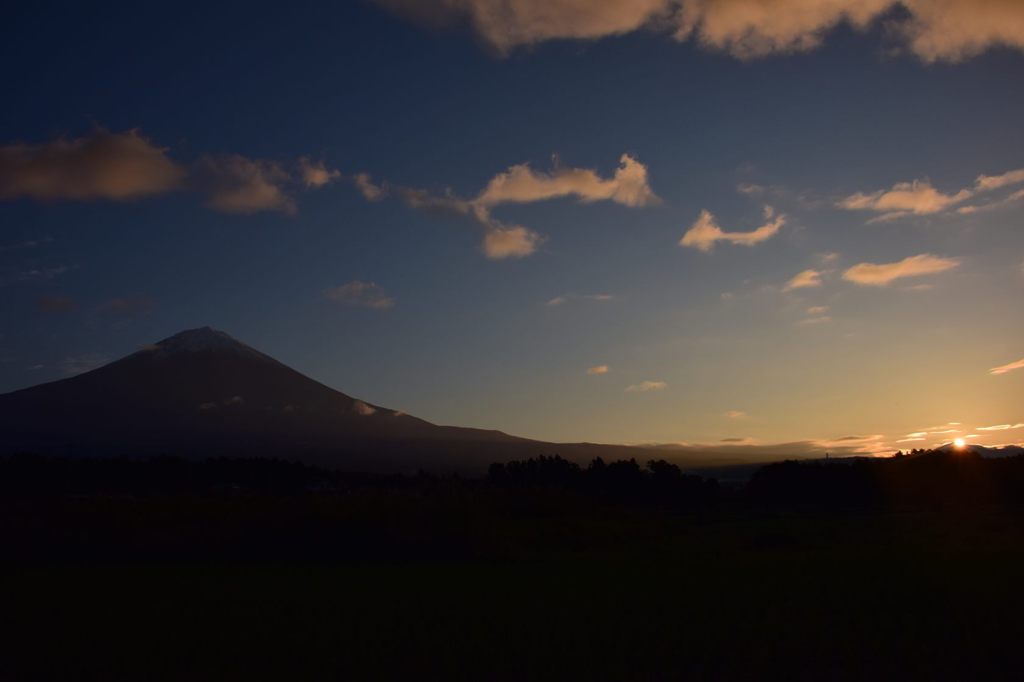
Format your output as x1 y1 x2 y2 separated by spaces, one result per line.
324 281 395 309
625 380 668 393
990 357 1024 376
298 157 341 189
375 0 1024 62
783 268 823 292
839 167 1024 222
362 154 656 259
976 423 1024 431
546 293 614 306
353 173 388 201
680 206 784 252
724 410 748 419
842 254 959 287
587 365 610 375
194 155 296 214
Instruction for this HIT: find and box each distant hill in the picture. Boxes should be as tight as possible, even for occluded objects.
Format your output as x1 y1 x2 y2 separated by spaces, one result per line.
0 327 659 473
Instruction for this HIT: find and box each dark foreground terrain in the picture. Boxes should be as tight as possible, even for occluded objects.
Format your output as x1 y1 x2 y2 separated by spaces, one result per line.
3 451 1024 680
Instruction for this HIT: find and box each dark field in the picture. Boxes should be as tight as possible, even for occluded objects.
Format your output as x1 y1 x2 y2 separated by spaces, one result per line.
4 457 1024 680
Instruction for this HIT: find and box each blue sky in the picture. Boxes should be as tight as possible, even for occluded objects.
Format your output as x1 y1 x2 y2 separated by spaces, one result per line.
2 1 1023 454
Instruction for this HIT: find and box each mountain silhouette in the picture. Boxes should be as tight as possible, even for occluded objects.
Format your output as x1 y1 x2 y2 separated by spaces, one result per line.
0 327 647 472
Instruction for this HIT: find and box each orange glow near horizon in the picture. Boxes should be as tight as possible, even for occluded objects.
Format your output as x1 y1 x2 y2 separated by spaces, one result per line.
953 438 967 449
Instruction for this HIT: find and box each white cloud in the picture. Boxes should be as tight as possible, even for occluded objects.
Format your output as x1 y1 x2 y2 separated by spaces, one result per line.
990 357 1024 376
195 155 295 214
324 281 395 309
587 365 610 375
0 129 185 201
298 157 341 188
625 380 668 393
375 0 1024 62
680 207 784 252
783 268 823 292
842 254 959 286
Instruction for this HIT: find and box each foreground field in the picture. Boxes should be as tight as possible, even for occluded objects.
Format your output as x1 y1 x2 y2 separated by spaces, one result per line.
4 484 1024 680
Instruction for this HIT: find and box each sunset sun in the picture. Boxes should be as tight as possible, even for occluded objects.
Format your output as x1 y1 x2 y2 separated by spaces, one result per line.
954 438 967 449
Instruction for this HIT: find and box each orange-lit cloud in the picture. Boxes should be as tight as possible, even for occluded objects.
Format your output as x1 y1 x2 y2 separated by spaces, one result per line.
626 380 668 393
587 365 610 375
195 155 296 214
842 254 959 286
783 268 823 291
724 410 748 419
0 130 185 201
353 173 389 201
323 281 395 309
482 225 543 259
476 154 660 208
990 357 1024 376
367 154 655 259
976 423 1024 431
680 206 784 251
375 0 1024 62
839 166 1024 221
298 158 341 188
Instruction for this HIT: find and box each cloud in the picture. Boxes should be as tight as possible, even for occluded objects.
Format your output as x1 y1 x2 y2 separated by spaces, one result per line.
546 293 614 306
839 167 1024 221
807 305 829 315
298 158 341 189
353 173 389 201
367 154 654 259
797 315 831 326
483 225 543 259
375 0 1024 62
724 410 747 419
783 269 823 292
37 295 74 313
324 281 395 309
976 423 1024 431
353 400 377 416
194 155 295 214
625 380 668 393
680 207 784 251
842 254 959 286
375 0 673 54
674 0 895 59
990 357 1024 376
476 154 660 208
0 129 185 201
587 364 610 375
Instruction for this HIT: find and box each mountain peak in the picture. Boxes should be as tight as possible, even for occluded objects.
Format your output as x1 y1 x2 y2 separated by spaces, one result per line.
141 327 271 362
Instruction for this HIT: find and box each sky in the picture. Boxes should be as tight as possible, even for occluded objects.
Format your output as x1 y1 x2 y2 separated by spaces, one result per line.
1 0 1023 456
